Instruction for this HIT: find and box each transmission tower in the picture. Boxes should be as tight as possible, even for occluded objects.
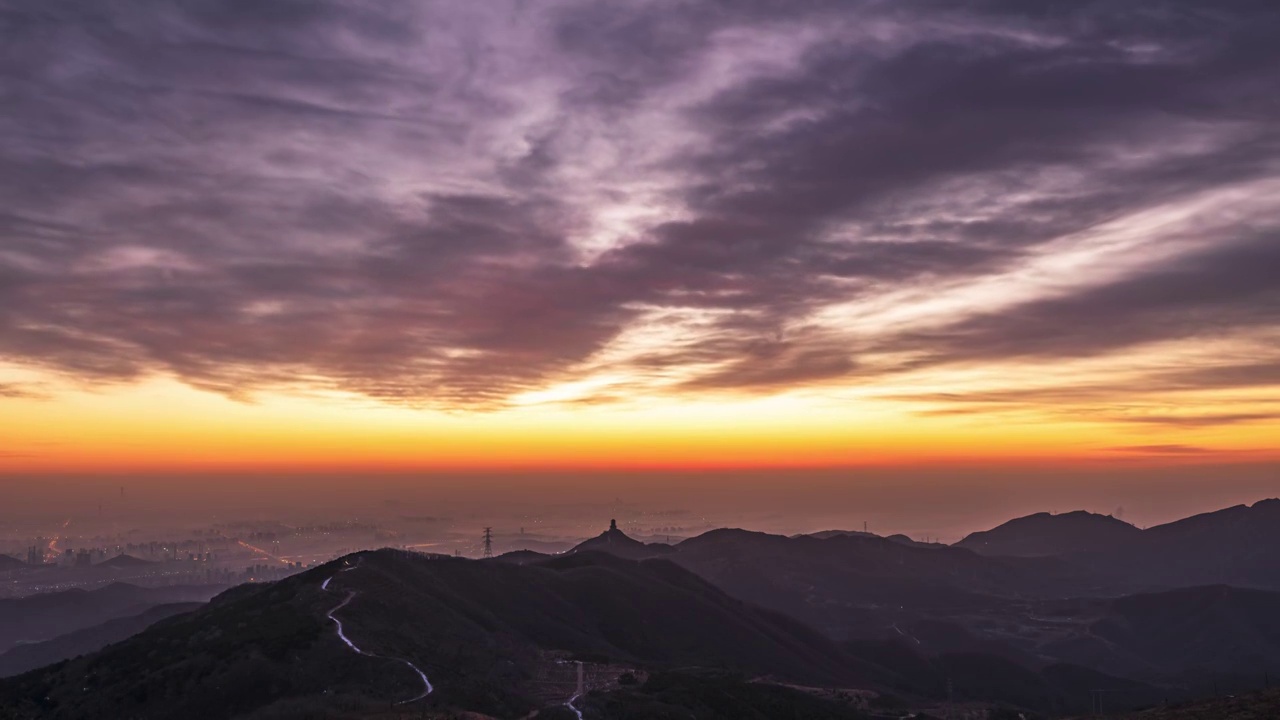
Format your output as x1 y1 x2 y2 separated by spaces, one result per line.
483 527 493 558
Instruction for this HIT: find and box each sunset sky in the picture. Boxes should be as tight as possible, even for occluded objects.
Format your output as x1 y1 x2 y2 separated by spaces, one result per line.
2 1 1279 476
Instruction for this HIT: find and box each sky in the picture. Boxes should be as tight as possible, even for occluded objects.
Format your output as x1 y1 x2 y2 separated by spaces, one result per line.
1 1 1279 496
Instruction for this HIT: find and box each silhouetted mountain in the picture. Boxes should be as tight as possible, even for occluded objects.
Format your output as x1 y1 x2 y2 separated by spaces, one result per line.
800 531 938 548
0 556 24 572
799 530 879 540
663 528 1096 638
553 511 1280 681
568 519 673 560
492 549 552 564
956 499 1280 591
95 554 154 568
0 549 877 719
5 499 1277 718
885 534 942 549
956 510 1142 557
0 602 202 678
1135 499 1280 588
0 583 224 655
563 515 1280 696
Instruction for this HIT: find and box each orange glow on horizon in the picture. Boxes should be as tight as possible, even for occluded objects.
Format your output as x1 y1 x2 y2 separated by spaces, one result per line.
3 367 1276 474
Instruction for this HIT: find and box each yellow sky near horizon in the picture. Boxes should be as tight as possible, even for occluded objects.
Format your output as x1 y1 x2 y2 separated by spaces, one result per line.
3 359 1276 474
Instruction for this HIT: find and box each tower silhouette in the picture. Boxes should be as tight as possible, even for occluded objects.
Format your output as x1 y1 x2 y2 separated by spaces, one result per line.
482 527 493 558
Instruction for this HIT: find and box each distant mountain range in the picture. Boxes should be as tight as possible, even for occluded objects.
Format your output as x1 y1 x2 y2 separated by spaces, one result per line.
554 500 1280 692
956 499 1280 590
1 499 1278 718
0 556 24 572
0 550 883 718
0 548 1156 719
510 500 1280 676
556 500 1280 620
0 583 224 656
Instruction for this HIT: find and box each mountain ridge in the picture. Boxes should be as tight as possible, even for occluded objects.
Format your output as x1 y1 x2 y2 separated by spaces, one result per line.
0 548 883 719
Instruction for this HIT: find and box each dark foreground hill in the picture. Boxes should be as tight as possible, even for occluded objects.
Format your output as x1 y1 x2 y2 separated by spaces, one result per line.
0 547 1185 719
841 637 1161 716
0 549 878 719
1034 585 1280 685
0 556 24 572
576 671 870 720
1073 688 1280 719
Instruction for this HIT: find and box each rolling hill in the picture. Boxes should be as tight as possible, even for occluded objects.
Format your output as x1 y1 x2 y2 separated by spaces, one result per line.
0 583 224 655
1036 585 1280 683
1136 499 1280 588
954 499 1280 592
1076 688 1280 719
657 527 1100 640
0 602 202 678
0 549 881 719
0 544 1245 718
551 520 1280 695
956 511 1142 558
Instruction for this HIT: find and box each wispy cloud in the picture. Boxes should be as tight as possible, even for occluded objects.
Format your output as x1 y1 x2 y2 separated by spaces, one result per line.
0 382 45 400
1113 413 1279 428
0 0 1277 414
1107 444 1213 455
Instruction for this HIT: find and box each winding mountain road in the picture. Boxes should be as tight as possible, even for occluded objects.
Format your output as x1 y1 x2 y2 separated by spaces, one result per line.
565 693 584 719
323 559 434 705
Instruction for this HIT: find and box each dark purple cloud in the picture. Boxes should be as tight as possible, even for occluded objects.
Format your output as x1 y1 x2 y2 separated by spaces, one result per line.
0 0 1278 408
890 231 1280 365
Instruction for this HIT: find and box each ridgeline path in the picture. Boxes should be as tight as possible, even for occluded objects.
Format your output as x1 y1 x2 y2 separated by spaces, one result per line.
322 558 434 705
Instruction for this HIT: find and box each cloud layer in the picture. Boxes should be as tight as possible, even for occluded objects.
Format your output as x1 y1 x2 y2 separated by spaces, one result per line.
2 0 1278 417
